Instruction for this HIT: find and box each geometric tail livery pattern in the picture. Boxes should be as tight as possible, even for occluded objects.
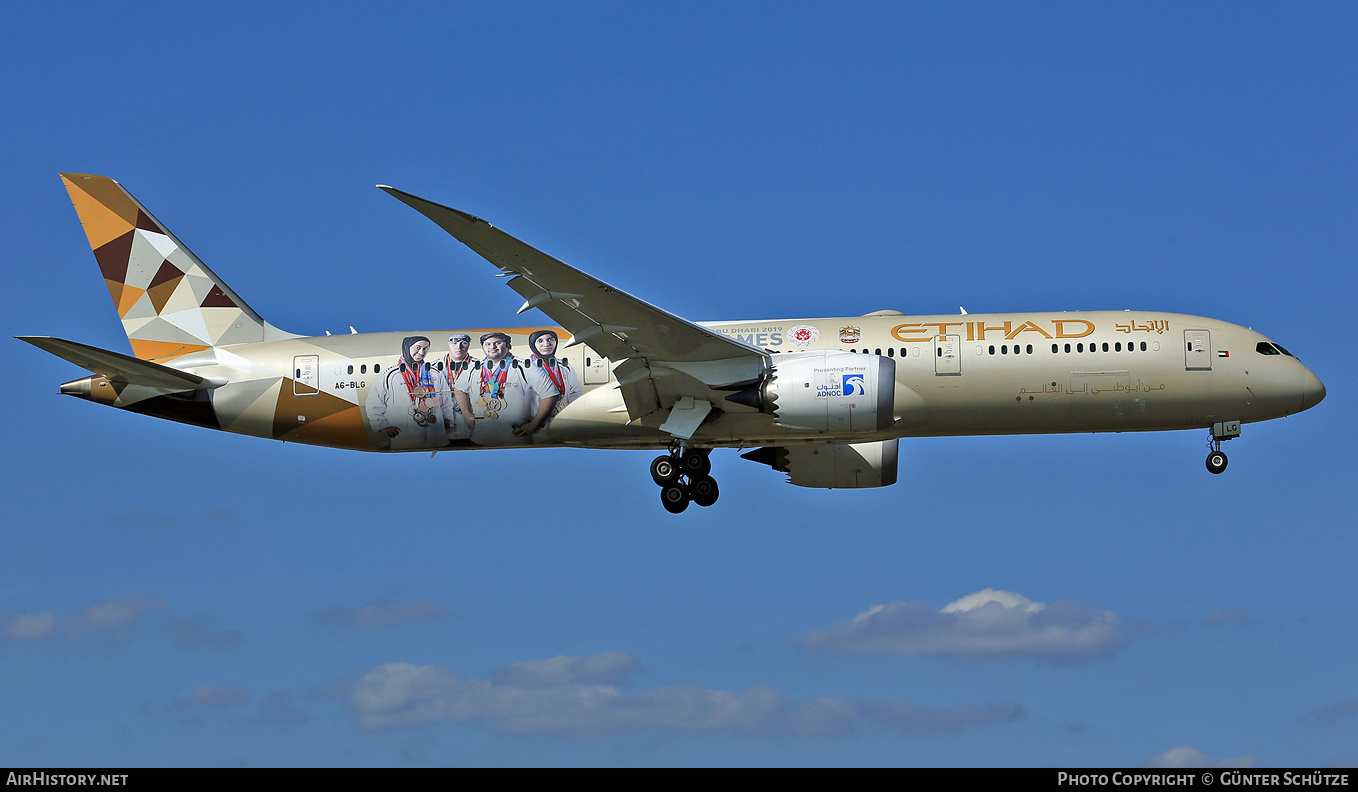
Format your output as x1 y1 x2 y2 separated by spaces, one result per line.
60 173 293 362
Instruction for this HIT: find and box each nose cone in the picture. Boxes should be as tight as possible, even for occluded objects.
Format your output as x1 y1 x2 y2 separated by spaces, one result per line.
1301 367 1326 412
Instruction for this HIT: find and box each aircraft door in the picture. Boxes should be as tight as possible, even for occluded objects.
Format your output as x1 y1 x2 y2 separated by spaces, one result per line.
581 348 611 385
933 335 961 376
1184 330 1212 371
561 344 611 385
293 355 320 395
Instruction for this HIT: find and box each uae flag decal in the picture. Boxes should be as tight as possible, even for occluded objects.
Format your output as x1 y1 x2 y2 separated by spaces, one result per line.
1217 350 1230 357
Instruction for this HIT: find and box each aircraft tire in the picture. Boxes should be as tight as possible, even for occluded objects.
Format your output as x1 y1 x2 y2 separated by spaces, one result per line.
651 455 680 486
660 482 691 513
680 450 711 477
691 475 719 507
1206 450 1228 474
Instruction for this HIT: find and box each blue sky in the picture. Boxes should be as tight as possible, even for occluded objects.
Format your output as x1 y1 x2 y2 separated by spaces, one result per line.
1 2 1354 767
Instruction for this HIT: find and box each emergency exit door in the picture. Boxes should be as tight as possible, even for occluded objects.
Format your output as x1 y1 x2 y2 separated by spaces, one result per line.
1184 330 1212 371
934 335 961 376
293 355 320 395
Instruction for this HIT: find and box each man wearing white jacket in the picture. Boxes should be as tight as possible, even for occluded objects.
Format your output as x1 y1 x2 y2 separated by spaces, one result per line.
453 332 559 447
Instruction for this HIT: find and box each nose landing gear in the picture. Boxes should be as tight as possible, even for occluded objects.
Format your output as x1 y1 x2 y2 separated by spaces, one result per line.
1205 421 1240 475
651 446 718 513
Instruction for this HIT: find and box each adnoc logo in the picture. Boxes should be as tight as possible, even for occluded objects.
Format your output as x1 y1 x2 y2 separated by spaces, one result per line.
842 373 866 396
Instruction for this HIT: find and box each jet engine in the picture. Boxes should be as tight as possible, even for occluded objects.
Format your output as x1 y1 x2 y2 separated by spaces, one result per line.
729 351 896 434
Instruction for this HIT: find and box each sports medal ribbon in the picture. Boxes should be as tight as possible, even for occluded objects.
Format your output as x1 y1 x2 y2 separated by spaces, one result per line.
401 361 436 425
537 355 566 396
480 359 508 400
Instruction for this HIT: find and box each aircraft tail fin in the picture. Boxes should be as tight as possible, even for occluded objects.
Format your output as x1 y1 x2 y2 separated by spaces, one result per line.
59 174 294 362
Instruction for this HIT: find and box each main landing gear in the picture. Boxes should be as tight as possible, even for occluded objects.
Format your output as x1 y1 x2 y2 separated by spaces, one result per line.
650 444 718 513
1205 420 1241 475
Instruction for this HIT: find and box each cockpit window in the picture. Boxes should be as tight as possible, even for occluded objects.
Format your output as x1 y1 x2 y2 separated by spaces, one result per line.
1256 342 1296 357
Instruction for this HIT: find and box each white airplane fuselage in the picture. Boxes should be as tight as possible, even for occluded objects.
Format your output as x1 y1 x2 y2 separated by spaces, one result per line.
55 310 1322 451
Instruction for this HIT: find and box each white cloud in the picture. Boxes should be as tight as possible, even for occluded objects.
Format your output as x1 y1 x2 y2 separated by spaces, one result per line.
73 595 166 634
490 651 643 687
1145 747 1257 768
3 596 167 642
168 683 252 711
792 589 1123 661
310 598 457 628
943 589 1043 614
1 611 58 640
348 652 1022 737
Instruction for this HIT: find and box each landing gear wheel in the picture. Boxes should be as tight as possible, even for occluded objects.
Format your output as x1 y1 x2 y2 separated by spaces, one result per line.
1206 450 1228 474
690 475 720 508
651 455 679 486
680 450 711 477
660 482 691 514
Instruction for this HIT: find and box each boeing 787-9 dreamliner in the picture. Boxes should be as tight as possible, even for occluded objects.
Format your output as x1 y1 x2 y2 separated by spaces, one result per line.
21 175 1326 512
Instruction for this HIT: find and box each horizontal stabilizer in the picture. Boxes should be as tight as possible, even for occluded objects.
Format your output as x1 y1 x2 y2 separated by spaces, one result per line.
18 336 224 390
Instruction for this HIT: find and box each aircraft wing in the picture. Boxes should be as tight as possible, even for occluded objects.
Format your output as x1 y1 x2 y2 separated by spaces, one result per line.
378 186 763 365
18 336 223 390
380 186 771 432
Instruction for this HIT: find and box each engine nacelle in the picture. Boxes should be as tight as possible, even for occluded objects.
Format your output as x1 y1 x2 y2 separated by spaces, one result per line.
759 351 895 434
